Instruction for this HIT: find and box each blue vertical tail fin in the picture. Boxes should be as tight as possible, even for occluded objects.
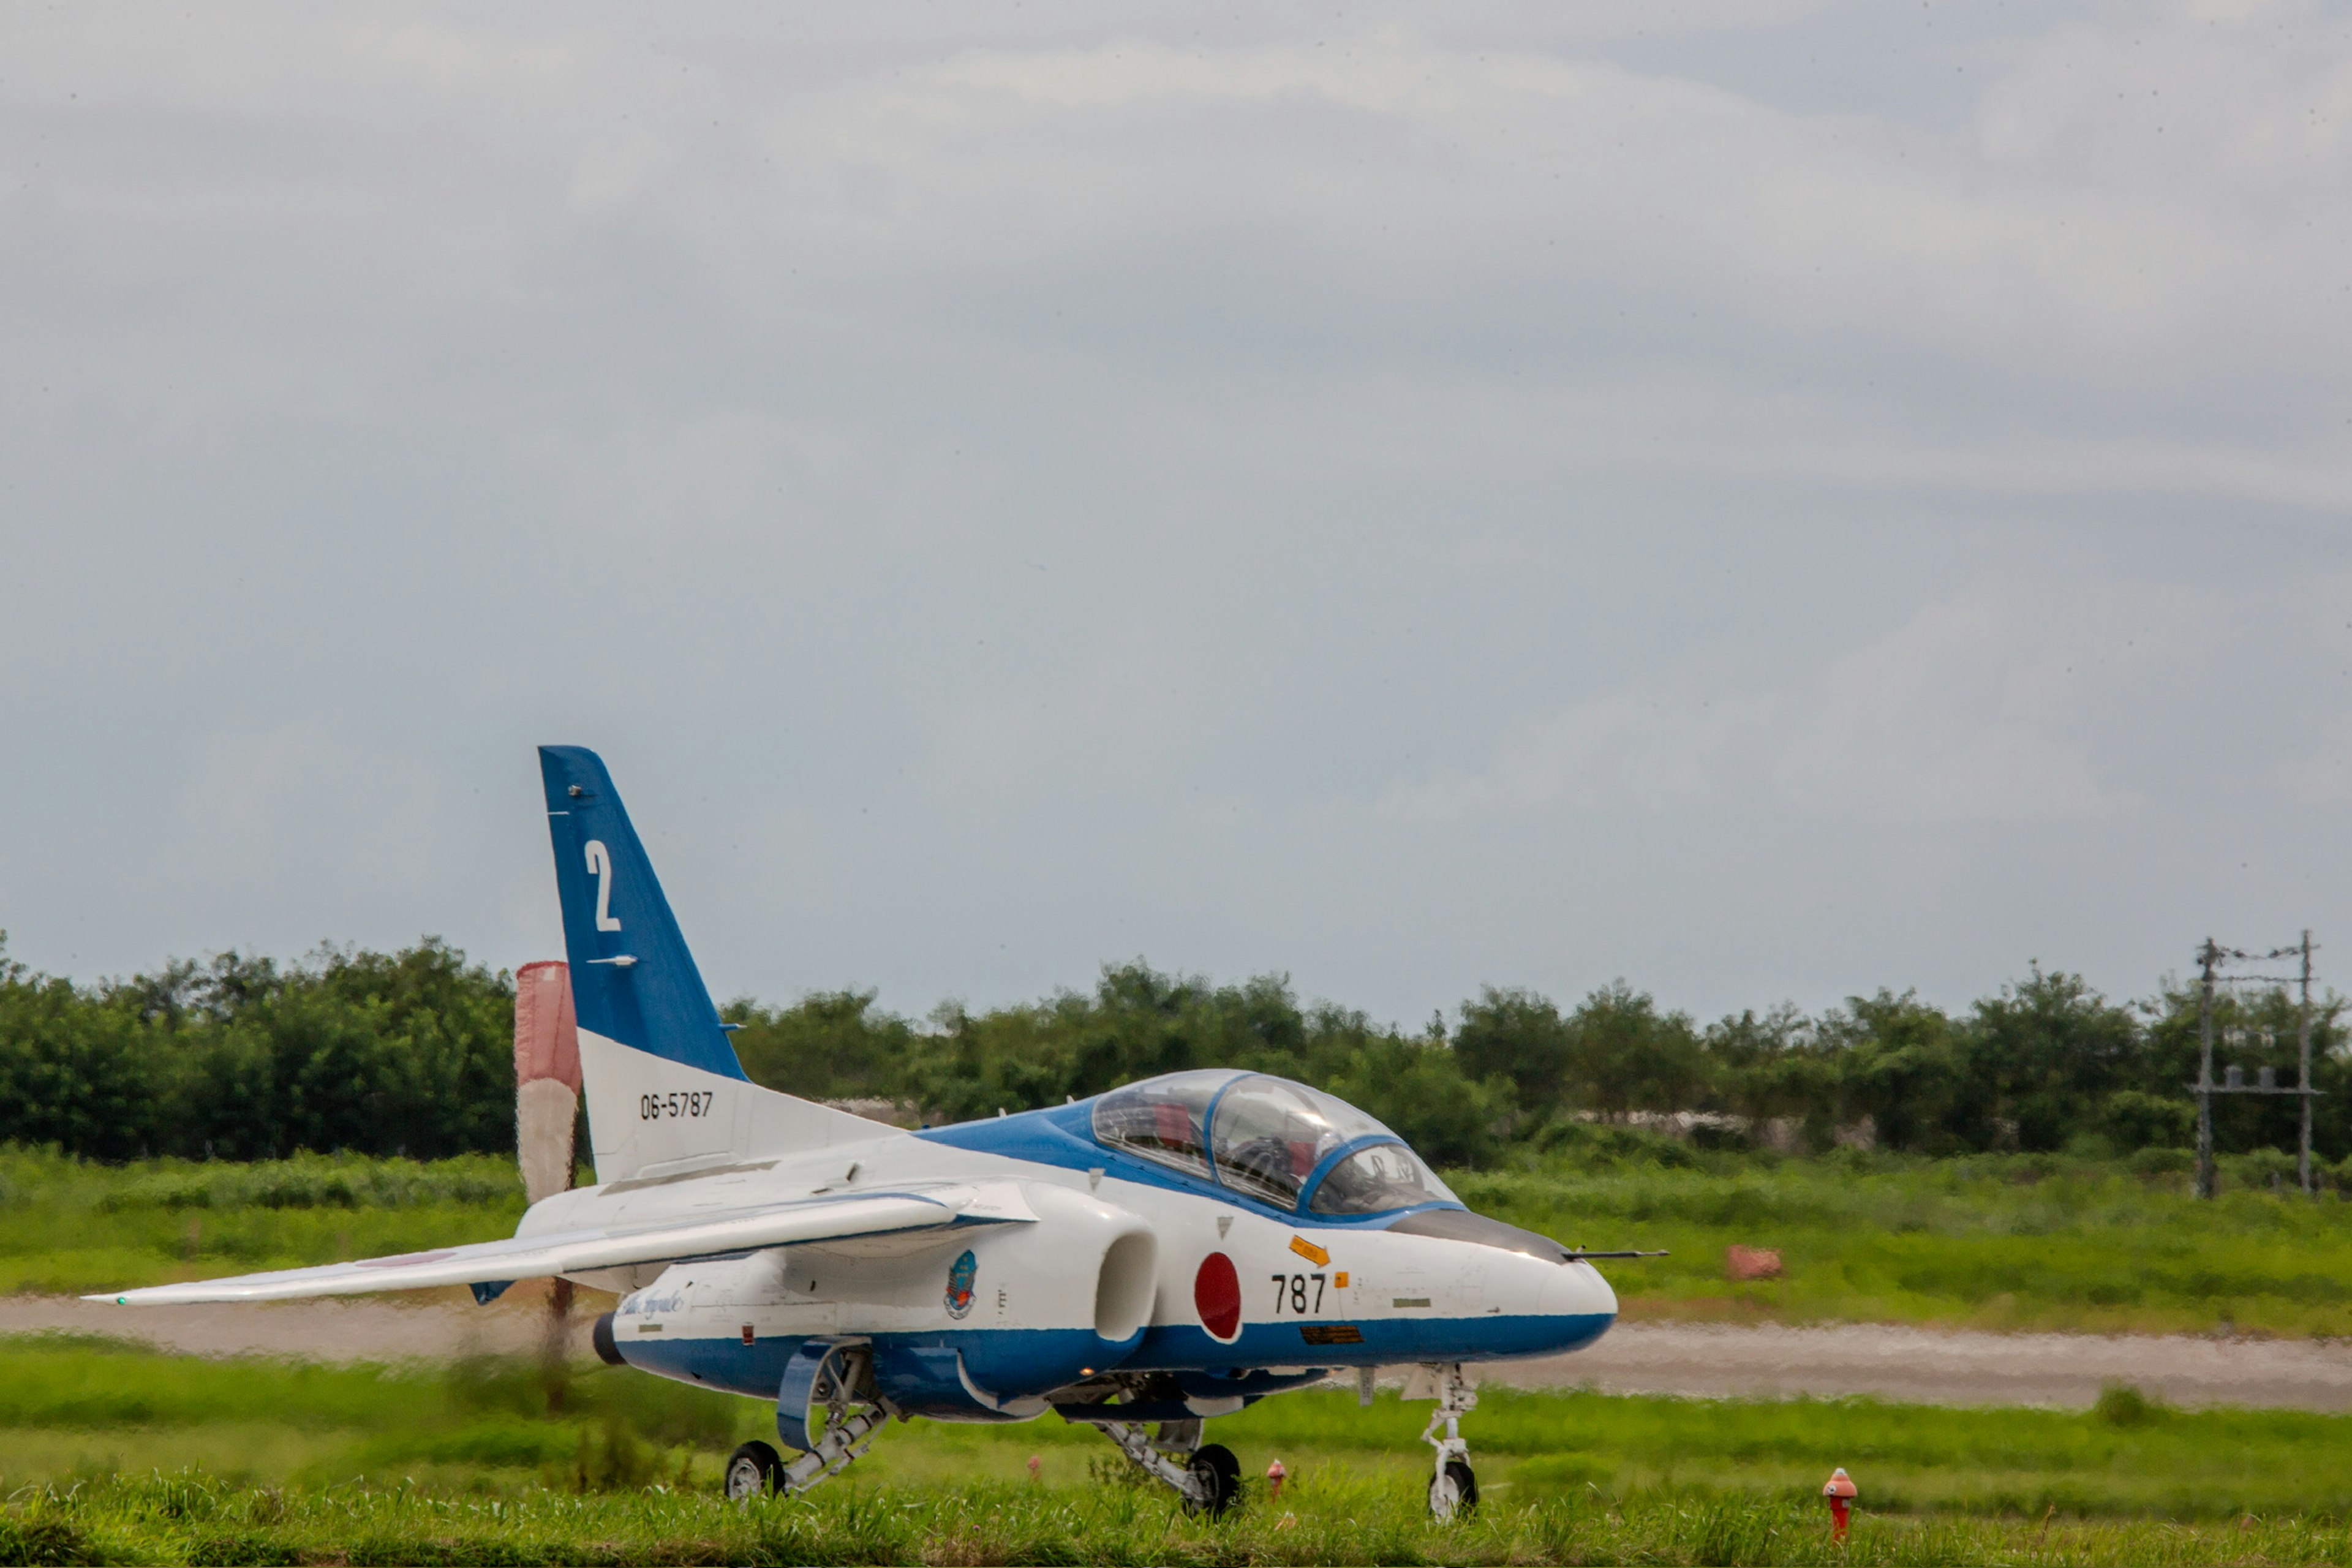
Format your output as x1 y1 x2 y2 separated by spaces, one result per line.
539 745 748 1082
537 746 895 1185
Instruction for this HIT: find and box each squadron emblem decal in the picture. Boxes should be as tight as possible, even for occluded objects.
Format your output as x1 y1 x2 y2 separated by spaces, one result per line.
944 1249 978 1319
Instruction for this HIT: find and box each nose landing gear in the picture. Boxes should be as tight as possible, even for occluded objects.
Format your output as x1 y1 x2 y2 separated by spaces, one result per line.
1418 1362 1479 1520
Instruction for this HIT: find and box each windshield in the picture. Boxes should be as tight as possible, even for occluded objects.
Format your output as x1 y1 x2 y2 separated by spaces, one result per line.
1089 1069 1231 1178
1208 1075 1390 1209
1091 1070 1460 1215
1308 1142 1457 1214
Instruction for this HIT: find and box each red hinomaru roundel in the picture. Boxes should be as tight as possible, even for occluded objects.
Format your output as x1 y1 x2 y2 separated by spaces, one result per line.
1194 1251 1242 1341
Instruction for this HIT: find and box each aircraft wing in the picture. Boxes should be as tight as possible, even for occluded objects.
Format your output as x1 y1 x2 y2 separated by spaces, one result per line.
86 1187 1005 1305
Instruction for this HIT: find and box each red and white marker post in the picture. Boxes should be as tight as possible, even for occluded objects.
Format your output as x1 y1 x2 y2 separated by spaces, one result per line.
1823 1467 1857 1542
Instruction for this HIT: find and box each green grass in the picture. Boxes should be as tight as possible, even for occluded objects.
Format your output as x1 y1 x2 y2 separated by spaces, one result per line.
9 1330 2352 1561
1458 1147 2352 1335
2 1334 2350 1525
19 1473 2352 1567
0 1147 526 1296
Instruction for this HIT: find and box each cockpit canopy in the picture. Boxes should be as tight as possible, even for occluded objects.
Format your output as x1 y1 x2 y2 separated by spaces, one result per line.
1089 1070 1460 1216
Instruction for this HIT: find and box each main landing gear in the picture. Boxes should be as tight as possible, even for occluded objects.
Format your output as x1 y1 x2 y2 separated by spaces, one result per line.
1417 1362 1479 1521
725 1344 894 1501
1098 1415 1242 1517
723 1402 894 1499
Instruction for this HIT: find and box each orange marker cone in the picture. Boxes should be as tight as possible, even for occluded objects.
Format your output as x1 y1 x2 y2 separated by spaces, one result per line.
1823 1467 1857 1541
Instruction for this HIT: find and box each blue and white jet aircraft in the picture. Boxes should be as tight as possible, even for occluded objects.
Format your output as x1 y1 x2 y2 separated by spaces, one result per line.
98 746 1644 1517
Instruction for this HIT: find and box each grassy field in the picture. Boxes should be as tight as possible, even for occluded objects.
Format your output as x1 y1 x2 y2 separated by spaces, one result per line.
1464 1147 2352 1336
0 1147 526 1297
14 1143 2352 1336
20 1474 2352 1567
6 1332 2352 1524
7 1349 2352 1565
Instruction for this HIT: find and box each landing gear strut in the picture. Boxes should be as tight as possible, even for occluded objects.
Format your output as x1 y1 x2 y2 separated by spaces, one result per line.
726 1344 894 1501
1097 1417 1241 1517
1419 1362 1479 1520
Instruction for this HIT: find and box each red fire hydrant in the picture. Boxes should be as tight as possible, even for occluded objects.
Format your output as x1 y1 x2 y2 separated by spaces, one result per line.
1266 1458 1287 1501
1823 1468 1857 1542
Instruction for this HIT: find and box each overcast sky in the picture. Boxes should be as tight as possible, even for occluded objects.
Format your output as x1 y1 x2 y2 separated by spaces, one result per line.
4 1 2351 1027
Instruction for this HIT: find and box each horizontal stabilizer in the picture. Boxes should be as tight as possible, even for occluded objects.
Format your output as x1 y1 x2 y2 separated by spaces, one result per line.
89 1187 1024 1306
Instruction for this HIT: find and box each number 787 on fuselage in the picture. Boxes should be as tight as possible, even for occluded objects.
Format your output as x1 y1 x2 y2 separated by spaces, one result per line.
94 746 1656 1518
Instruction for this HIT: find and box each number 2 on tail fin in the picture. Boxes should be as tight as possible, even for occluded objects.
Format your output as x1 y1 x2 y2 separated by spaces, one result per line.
585 840 623 931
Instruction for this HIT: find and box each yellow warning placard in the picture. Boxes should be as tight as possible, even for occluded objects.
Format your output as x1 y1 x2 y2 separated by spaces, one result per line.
1289 1235 1330 1267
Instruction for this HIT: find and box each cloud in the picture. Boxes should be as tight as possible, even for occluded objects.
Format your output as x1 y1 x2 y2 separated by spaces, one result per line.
173 722 450 903
4 2 2352 1025
1387 579 2195 825
13 6 2351 400
1769 587 2127 821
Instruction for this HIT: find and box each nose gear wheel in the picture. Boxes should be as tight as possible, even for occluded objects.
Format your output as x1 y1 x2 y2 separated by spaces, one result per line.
1431 1458 1479 1518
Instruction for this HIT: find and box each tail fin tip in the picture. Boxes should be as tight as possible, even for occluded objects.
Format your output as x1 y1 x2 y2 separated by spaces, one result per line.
537 745 748 1084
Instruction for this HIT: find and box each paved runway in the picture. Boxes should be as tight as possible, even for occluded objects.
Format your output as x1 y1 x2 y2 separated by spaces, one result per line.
1482 1320 2352 1410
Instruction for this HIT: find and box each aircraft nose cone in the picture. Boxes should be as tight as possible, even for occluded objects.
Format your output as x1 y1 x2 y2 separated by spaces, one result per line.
1542 1258 1618 1330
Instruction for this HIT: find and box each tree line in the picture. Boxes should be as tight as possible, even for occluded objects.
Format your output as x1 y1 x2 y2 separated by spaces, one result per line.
1 932 2342 1169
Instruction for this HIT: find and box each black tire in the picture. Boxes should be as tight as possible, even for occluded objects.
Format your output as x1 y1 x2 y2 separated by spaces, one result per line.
1430 1458 1478 1518
590 1311 622 1366
724 1440 783 1500
1185 1442 1242 1518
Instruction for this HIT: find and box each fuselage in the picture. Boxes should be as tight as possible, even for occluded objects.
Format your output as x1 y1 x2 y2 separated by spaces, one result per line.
534 1088 1618 1422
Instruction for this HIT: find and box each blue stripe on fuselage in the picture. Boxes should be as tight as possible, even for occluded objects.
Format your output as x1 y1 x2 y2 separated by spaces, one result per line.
618 1324 1112 1408
616 1311 1613 1407
618 1330 797 1399
1126 1311 1613 1370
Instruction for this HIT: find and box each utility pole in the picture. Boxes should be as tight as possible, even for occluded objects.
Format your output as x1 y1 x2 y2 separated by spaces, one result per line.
2196 938 2218 1200
2299 930 2316 1194
2188 933 2321 1199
